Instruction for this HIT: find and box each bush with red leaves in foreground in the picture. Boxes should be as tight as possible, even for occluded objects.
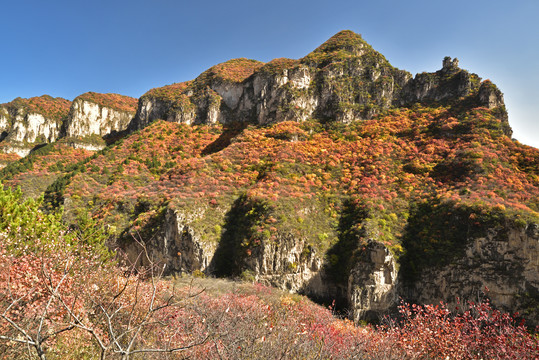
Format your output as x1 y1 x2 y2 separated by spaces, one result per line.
381 298 539 360
1 245 538 359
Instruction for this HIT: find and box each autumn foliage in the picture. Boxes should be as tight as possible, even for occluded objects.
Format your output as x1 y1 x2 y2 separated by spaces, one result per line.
2 95 71 121
76 92 138 113
202 58 265 83
44 103 539 260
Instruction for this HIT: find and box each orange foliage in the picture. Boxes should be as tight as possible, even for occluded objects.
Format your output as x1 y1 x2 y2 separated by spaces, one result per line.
77 92 138 113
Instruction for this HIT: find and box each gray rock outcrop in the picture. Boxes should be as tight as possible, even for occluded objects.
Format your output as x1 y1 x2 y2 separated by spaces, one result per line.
0 96 69 157
348 240 398 323
122 207 217 274
410 222 539 325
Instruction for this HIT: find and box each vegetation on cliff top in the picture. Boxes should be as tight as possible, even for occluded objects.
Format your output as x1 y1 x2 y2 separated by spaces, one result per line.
76 92 138 113
1 95 71 122
143 81 192 100
199 58 265 83
311 30 368 55
301 29 385 67
259 57 300 75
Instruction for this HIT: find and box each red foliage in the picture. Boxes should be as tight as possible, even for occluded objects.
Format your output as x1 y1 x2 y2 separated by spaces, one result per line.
61 104 539 252
76 92 138 113
383 299 539 359
4 95 71 121
143 81 192 102
203 58 265 83
259 58 300 75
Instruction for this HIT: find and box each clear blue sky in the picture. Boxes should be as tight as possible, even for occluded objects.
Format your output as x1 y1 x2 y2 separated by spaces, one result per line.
1 0 537 147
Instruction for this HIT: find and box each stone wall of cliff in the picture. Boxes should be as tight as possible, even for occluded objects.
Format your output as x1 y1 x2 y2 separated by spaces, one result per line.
407 221 538 325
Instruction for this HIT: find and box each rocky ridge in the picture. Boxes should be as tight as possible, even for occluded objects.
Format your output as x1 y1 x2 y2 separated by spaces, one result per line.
132 31 509 135
64 92 137 150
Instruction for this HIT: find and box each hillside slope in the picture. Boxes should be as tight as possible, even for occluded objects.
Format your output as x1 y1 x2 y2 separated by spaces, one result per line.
47 110 539 324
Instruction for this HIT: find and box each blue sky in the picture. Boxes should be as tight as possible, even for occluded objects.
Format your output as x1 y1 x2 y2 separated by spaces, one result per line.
1 0 537 147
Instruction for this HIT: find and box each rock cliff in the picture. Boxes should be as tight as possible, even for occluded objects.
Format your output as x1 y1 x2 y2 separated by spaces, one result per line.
0 96 71 156
348 240 398 323
122 207 217 273
64 92 137 150
0 92 137 158
409 221 539 325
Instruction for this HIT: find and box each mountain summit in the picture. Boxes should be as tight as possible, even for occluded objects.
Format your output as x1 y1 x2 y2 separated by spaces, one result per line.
304 29 373 59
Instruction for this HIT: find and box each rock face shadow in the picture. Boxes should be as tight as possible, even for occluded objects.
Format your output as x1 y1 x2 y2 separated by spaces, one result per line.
210 194 264 277
201 122 247 156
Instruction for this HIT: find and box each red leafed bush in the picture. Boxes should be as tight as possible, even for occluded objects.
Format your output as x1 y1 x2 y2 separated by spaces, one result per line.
383 299 539 359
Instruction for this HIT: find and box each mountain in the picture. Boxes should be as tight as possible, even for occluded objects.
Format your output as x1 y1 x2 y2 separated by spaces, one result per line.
133 31 509 131
1 30 537 325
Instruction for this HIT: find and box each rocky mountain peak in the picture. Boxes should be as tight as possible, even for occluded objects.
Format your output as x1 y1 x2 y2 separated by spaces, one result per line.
307 30 370 57
132 30 511 129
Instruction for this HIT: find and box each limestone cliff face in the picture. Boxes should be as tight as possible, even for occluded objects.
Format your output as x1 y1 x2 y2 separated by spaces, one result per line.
121 199 397 320
334 221 538 325
0 107 11 140
63 92 137 150
241 234 324 294
348 240 398 323
0 96 70 157
9 113 60 144
122 203 325 295
135 92 197 129
66 97 134 138
397 57 475 104
121 200 538 325
409 222 538 325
